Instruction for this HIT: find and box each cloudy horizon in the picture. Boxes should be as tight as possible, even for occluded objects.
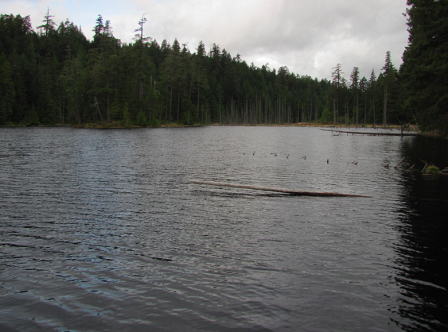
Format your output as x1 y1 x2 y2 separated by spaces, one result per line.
1 0 410 80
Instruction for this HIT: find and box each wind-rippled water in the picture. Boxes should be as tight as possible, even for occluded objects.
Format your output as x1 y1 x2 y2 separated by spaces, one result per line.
0 126 447 331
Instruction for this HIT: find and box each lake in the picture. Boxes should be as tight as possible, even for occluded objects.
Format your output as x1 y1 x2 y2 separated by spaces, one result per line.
0 126 447 331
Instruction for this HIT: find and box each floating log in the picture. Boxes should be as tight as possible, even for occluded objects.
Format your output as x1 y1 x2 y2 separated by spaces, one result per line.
190 180 371 197
321 129 420 136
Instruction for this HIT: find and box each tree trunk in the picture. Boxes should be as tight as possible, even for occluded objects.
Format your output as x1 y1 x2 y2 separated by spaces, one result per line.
169 85 173 122
94 96 104 124
383 85 388 128
177 90 180 122
333 99 336 125
364 94 367 126
372 98 376 128
106 93 110 122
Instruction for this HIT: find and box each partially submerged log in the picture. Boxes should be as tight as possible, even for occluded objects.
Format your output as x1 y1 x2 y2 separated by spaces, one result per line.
190 180 371 197
321 128 420 136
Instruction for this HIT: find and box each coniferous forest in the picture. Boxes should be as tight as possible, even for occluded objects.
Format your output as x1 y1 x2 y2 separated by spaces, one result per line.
0 1 447 132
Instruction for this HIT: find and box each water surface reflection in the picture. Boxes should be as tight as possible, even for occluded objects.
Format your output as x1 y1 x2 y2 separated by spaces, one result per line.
393 137 448 331
0 127 447 331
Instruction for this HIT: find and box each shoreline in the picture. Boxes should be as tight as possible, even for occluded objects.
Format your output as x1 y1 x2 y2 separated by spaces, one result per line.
3 122 446 138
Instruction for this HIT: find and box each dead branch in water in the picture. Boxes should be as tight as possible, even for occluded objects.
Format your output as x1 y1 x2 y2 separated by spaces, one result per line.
395 158 405 169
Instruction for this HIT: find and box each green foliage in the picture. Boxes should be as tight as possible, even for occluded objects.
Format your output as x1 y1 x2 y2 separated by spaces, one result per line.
399 0 448 133
0 58 15 125
149 118 161 127
37 8 56 36
41 98 56 125
319 107 332 124
110 98 121 120
425 165 440 175
1 12 339 126
136 111 148 126
122 103 131 126
0 9 443 130
27 105 40 126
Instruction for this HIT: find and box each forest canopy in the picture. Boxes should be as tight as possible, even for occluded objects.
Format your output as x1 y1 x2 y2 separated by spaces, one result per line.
0 3 446 132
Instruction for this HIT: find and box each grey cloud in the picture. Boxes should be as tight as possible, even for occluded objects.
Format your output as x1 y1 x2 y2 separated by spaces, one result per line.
2 0 409 79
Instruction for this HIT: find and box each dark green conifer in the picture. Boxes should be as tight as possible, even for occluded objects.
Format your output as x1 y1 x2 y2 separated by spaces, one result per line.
400 0 448 132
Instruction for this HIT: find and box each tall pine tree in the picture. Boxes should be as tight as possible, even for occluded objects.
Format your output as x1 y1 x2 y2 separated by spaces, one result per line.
400 0 448 132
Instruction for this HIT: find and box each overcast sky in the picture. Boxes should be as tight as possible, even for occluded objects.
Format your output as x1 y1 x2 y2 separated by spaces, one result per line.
1 0 410 80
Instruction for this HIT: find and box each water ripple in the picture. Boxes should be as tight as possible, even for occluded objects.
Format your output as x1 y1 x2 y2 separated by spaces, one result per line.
1 127 447 331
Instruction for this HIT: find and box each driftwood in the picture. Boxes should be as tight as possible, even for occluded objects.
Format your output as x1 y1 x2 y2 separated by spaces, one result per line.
421 159 428 173
321 129 420 137
190 180 371 197
394 157 405 169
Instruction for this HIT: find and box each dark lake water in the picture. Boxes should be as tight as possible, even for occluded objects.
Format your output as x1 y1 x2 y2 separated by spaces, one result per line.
1 126 447 332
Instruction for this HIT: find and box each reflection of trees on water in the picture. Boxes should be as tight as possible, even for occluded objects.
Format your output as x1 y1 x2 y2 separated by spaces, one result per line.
392 138 448 331
400 137 448 171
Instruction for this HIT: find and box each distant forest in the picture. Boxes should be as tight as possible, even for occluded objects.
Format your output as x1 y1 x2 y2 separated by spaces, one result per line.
0 1 447 132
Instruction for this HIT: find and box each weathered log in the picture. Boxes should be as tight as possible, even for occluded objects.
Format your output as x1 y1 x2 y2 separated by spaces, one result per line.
190 180 371 197
321 129 420 136
421 159 428 173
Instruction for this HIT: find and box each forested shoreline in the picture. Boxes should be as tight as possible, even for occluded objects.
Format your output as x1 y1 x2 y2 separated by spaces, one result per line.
1 1 446 133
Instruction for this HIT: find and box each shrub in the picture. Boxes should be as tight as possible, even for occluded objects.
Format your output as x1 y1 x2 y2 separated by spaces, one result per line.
122 103 131 126
149 118 161 127
27 106 40 126
136 111 148 127
425 165 440 174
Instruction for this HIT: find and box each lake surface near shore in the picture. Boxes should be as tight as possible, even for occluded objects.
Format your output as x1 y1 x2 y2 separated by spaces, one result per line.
1 126 447 331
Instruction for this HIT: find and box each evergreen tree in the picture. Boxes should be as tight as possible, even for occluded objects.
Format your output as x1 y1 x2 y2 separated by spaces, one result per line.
191 41 209 123
131 14 153 120
350 67 360 125
0 58 15 124
331 63 344 124
359 76 368 126
369 70 377 126
380 51 398 127
37 8 56 37
0 12 358 127
160 40 183 121
400 0 448 132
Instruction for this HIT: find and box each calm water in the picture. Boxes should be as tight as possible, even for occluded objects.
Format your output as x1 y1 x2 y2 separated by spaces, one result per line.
0 126 447 332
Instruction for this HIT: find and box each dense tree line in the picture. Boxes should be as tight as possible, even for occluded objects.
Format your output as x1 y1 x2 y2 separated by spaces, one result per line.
399 0 448 132
0 4 446 131
327 51 402 129
0 12 331 127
